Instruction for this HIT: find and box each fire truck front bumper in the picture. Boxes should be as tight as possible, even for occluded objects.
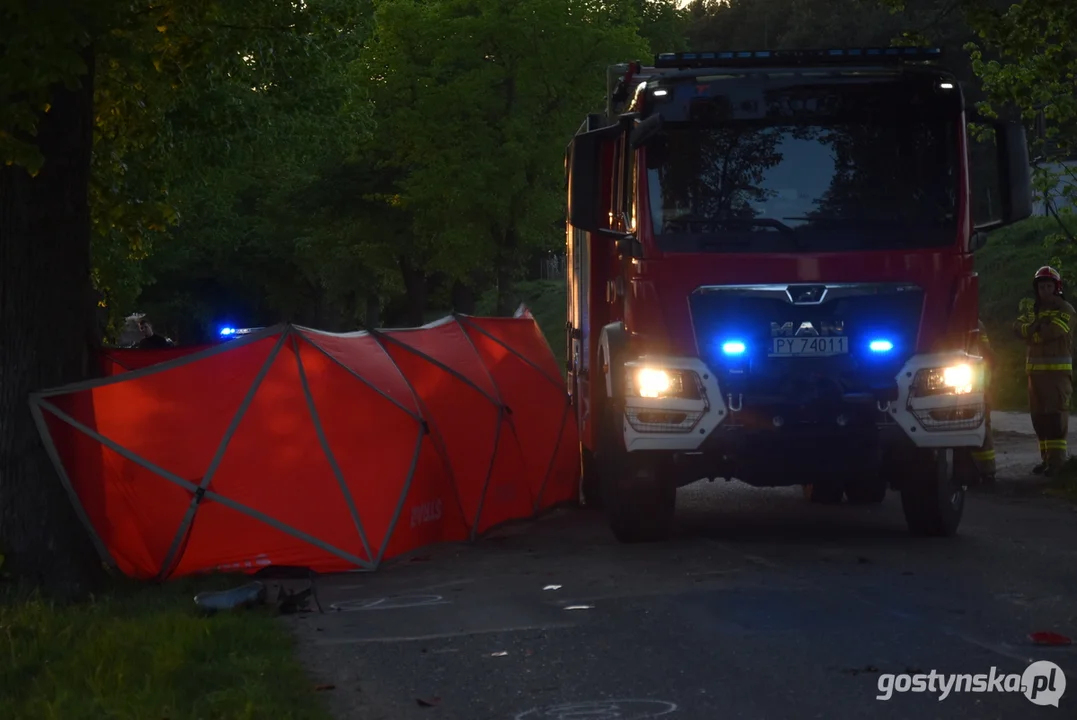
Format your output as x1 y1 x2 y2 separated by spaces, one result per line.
620 352 987 453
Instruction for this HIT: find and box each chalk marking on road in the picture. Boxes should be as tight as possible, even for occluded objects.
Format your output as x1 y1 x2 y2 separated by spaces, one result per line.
513 699 679 719
546 585 718 606
329 594 451 612
312 621 577 646
330 577 476 593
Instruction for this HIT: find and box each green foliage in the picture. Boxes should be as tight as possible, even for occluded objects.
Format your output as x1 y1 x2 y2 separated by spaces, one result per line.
127 0 379 337
633 0 691 54
16 0 1073 340
2 0 382 338
118 0 667 335
23 0 1075 342
963 1 1077 252
0 576 331 720
356 0 648 312
879 1 1077 232
0 1 99 174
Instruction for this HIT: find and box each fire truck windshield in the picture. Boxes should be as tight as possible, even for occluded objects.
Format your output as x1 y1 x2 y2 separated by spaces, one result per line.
642 75 960 253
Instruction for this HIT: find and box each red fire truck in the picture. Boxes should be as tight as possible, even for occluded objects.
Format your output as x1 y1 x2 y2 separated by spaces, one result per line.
564 47 1032 543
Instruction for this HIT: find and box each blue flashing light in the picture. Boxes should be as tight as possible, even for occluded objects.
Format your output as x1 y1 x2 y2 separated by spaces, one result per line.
722 340 747 356
869 339 894 353
219 326 262 340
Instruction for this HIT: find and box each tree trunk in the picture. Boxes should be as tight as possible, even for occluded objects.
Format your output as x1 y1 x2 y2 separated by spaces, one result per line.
0 51 106 598
494 224 519 316
450 279 475 315
364 291 381 329
397 255 428 327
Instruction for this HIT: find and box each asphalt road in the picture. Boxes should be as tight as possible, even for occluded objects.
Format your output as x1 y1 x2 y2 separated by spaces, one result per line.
291 415 1077 720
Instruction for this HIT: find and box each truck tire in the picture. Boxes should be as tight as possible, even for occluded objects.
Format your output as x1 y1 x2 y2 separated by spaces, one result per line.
900 448 965 537
597 402 676 543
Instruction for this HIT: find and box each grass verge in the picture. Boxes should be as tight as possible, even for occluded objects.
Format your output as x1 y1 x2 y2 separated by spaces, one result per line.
0 575 331 720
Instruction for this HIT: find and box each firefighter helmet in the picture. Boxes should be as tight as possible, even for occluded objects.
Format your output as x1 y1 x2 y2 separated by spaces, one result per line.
1034 266 1063 294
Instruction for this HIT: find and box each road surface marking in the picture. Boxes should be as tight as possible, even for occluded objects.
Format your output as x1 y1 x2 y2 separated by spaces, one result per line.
514 699 679 719
329 594 451 611
312 621 577 646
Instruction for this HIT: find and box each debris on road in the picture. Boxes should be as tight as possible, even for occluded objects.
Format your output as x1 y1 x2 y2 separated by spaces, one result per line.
1029 631 1072 646
416 696 442 707
193 581 266 614
276 582 322 614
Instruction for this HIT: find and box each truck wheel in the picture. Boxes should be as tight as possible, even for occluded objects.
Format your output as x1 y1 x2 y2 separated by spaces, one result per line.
900 448 965 537
598 403 675 543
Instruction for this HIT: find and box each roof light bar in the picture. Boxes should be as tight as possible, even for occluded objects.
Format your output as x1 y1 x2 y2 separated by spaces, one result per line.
653 47 943 69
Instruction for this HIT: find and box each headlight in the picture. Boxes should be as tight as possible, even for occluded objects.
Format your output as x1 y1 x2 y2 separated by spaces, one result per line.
636 368 676 398
624 367 697 399
913 363 979 396
942 364 973 391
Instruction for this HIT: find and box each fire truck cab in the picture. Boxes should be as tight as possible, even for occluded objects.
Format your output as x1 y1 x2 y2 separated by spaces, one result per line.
564 47 1033 543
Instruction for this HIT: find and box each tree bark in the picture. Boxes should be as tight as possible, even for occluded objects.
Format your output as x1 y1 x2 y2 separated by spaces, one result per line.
397 255 428 327
0 50 106 598
494 224 519 316
450 279 475 315
364 291 381 329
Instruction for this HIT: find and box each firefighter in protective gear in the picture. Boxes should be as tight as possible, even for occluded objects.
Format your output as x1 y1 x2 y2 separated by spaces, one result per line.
1012 266 1075 475
970 319 996 484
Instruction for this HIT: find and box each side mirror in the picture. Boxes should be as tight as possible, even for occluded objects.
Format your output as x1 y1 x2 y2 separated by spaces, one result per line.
995 120 1033 225
630 114 663 149
567 124 620 233
970 230 988 252
616 234 642 259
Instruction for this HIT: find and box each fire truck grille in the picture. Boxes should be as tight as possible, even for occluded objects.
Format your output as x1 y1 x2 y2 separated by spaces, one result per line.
688 284 925 396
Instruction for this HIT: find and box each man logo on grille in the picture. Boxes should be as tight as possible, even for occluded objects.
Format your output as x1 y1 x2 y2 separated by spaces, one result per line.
771 320 844 337
787 285 827 304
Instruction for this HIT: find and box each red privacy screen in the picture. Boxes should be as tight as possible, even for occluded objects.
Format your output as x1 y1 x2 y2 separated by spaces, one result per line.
34 316 580 579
